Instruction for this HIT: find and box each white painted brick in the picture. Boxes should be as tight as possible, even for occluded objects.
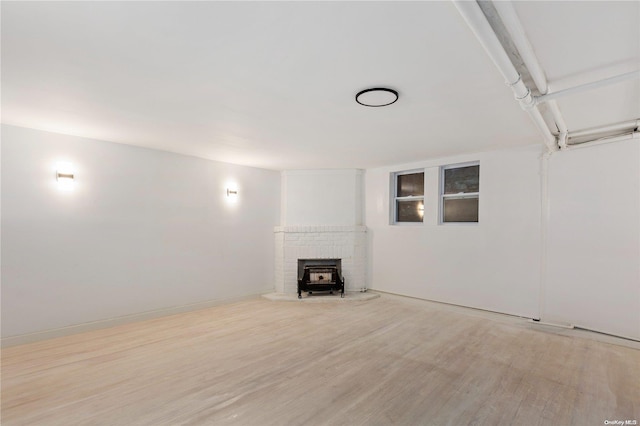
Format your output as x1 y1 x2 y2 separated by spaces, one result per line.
274 225 367 294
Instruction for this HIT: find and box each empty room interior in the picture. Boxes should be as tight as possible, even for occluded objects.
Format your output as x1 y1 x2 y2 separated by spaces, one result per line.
1 1 639 425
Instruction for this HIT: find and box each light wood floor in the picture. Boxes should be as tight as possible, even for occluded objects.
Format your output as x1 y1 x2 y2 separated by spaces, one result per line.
2 294 639 426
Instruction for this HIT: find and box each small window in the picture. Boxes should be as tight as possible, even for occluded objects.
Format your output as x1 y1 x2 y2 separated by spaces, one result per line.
392 170 424 223
440 163 479 223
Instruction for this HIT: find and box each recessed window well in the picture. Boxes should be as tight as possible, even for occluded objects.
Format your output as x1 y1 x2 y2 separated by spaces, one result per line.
391 170 424 224
440 162 480 223
355 88 398 107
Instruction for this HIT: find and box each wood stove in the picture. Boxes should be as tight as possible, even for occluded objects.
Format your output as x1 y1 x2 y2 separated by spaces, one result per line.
297 259 344 299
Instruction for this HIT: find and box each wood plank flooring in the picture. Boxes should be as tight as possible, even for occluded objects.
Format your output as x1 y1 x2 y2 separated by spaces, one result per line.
2 294 639 425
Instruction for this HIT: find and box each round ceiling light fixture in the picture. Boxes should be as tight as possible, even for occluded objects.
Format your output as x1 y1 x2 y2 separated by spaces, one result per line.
355 87 399 107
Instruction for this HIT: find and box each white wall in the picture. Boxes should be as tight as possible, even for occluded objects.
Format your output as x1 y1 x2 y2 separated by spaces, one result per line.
281 169 362 226
545 138 640 340
365 145 543 318
1 125 280 338
5 124 637 341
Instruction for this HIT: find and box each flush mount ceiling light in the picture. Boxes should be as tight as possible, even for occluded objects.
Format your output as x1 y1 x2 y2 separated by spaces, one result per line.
355 88 399 107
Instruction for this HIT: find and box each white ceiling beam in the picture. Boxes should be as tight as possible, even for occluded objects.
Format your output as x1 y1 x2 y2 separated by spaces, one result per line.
491 1 549 95
535 71 640 105
491 1 569 149
453 0 558 152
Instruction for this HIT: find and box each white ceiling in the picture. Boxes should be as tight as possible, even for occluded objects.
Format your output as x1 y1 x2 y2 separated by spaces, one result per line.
2 1 638 170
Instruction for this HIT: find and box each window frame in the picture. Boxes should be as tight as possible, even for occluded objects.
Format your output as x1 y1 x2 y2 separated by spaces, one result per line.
391 169 425 225
439 161 480 225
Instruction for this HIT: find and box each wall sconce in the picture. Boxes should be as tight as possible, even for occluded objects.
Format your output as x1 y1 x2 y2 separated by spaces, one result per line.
225 180 239 204
57 171 74 182
226 188 238 199
56 162 75 189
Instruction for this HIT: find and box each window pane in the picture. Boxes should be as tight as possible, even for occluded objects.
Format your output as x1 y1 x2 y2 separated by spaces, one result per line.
396 200 424 222
397 172 424 197
444 165 479 194
443 197 478 222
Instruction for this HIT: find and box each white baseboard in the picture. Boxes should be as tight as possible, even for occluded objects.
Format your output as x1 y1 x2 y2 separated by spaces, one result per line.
370 289 640 346
1 292 268 348
528 319 575 329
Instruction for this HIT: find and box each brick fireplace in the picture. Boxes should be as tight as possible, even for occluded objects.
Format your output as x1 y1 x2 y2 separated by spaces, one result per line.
274 225 366 294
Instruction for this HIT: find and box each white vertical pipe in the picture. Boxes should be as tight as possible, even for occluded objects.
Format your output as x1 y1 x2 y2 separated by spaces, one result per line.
538 150 552 321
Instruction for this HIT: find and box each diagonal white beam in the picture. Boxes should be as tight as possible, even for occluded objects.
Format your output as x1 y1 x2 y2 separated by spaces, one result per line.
453 0 558 152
